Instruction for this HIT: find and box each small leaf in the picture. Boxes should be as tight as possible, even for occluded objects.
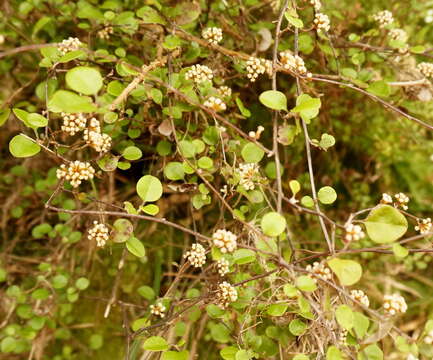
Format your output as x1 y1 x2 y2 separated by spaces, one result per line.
261 212 287 237
232 249 256 265
141 204 159 216
142 336 168 351
65 66 103 95
136 175 163 202
365 205 408 244
362 344 383 360
301 196 314 208
289 319 307 336
353 311 370 339
162 351 189 360
318 186 337 204
392 243 409 258
289 180 301 196
367 81 391 98
48 90 96 113
267 303 288 316
291 94 321 122
27 113 48 128
335 305 354 330
126 237 145 258
241 142 265 163
122 146 142 160
9 134 41 158
0 108 10 126
285 15 303 28
295 276 317 292
235 98 251 117
328 258 362 286
326 346 342 360
112 219 134 243
137 285 155 300
319 133 335 150
164 162 185 180
259 90 287 111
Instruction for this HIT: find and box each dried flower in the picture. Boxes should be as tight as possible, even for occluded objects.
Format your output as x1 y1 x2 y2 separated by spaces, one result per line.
98 26 114 40
373 10 394 28
350 289 370 307
383 293 407 315
314 13 331 32
185 64 213 84
217 86 232 98
216 258 230 276
389 28 408 42
344 223 365 242
56 161 95 188
394 192 409 210
216 281 238 308
237 163 260 191
61 112 87 136
88 221 109 247
212 229 237 253
417 62 433 78
415 218 432 235
58 37 82 55
150 301 166 318
202 27 223 45
204 96 226 112
279 51 312 77
184 243 206 268
306 261 332 282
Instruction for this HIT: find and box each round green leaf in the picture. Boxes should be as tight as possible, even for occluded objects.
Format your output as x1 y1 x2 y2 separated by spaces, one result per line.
142 336 168 351
295 275 317 292
241 142 265 163
327 258 362 286
365 205 408 244
261 212 287 237
122 146 142 160
289 319 307 336
335 305 354 330
198 156 213 169
27 113 48 128
318 186 337 204
259 90 287 111
126 237 146 258
65 66 103 95
136 175 163 202
267 303 288 316
164 162 185 180
9 134 41 158
75 277 90 290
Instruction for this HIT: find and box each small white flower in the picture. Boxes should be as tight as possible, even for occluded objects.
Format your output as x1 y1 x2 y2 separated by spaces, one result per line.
237 163 260 191
216 281 238 308
204 97 226 112
246 57 272 82
381 193 393 204
217 86 232 98
388 28 408 42
184 243 206 268
306 261 332 282
279 51 312 77
216 258 230 276
185 64 213 84
202 27 223 45
417 62 433 78
150 301 166 318
314 13 331 33
394 192 409 211
83 118 112 153
212 229 237 253
58 37 83 55
415 218 432 235
61 112 87 136
350 289 370 307
97 26 114 40
383 293 407 315
373 10 394 28
56 161 95 188
309 0 322 11
344 223 365 242
88 221 109 247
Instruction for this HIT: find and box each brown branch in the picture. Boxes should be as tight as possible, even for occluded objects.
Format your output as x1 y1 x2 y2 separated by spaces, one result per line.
0 43 57 59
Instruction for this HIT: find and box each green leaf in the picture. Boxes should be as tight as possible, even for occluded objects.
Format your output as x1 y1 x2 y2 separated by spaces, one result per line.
122 146 142 160
136 175 163 202
220 346 238 360
235 350 251 360
392 243 409 258
9 134 41 158
301 196 314 208
52 274 68 289
291 94 321 123
48 90 96 113
1 337 17 353
179 140 196 158
112 218 134 243
235 98 251 117
365 205 408 244
289 180 301 196
285 14 304 28
138 285 155 300
89 334 103 350
261 212 287 237
318 186 337 204
65 66 103 95
267 303 288 316
75 277 90 290
328 258 362 286
335 305 354 330
289 319 307 336
27 113 48 128
259 90 287 111
164 162 185 180
326 346 342 360
293 355 310 360
367 81 391 98
283 284 298 297
126 237 145 258
295 275 317 292
319 133 335 150
162 351 189 360
353 311 370 339
0 108 10 126
141 204 159 216
197 156 213 169
137 6 166 24
142 336 168 351
58 50 86 63
362 344 383 360
232 249 256 265
241 142 265 163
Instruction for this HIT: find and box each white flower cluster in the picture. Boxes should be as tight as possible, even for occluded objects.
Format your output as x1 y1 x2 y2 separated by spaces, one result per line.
216 281 238 308
246 57 272 82
279 51 312 77
202 27 223 45
150 301 166 318
212 229 237 253
306 261 332 282
388 28 407 42
58 37 82 55
344 223 365 242
249 125 264 140
394 192 409 210
417 62 433 78
373 10 394 29
204 96 226 112
185 64 213 84
309 0 321 11
381 193 393 204
415 217 432 235
350 289 370 307
98 26 114 40
383 293 408 315
83 118 112 153
61 112 87 136
314 13 331 33
237 163 260 191
183 243 206 268
88 221 109 247
424 329 433 344
216 258 230 276
217 86 232 98
56 161 95 188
